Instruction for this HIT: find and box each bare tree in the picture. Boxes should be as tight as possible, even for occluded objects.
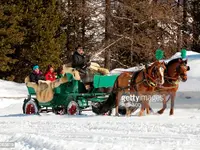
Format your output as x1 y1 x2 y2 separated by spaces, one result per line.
104 0 111 69
182 0 188 48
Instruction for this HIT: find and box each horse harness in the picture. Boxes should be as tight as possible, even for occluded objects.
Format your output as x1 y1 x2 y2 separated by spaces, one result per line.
163 63 185 86
164 76 180 86
155 63 185 91
114 65 159 95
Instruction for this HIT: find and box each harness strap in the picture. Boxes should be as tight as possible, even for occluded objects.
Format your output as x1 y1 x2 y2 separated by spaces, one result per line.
114 70 147 93
143 68 157 87
164 75 180 85
114 65 160 93
164 76 177 81
130 70 141 94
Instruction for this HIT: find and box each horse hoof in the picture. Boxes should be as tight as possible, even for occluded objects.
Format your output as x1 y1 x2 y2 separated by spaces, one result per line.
170 110 174 115
115 113 119 117
146 110 150 115
138 113 143 117
157 110 164 114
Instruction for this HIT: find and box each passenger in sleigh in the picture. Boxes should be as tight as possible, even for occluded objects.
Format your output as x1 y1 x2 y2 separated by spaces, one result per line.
27 64 69 103
29 65 45 84
56 66 67 79
44 64 56 81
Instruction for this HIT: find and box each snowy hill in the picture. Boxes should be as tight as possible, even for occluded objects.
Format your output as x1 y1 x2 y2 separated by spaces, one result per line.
0 80 27 97
0 51 200 150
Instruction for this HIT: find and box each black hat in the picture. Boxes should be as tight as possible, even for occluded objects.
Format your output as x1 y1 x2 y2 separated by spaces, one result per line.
76 45 83 50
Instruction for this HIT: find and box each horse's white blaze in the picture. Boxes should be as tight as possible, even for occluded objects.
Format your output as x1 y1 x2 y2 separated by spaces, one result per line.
159 67 165 84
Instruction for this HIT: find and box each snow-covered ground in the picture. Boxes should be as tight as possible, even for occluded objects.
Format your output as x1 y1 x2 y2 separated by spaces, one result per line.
0 51 200 150
1 106 200 150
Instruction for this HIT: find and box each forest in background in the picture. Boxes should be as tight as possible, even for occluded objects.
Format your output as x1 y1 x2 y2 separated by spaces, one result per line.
0 0 200 82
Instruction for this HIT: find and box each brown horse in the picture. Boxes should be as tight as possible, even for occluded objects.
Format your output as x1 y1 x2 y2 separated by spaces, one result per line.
156 58 190 115
92 61 166 116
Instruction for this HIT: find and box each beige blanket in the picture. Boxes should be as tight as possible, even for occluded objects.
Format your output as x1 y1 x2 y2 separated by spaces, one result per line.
63 66 81 80
89 62 109 75
25 76 68 103
25 67 80 103
63 62 109 75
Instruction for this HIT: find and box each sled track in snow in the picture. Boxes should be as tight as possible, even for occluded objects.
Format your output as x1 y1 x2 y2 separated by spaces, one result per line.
1 114 200 150
0 97 26 99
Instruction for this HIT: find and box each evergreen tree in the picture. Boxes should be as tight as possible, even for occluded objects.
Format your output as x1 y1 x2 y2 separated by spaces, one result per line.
0 1 24 79
0 0 66 82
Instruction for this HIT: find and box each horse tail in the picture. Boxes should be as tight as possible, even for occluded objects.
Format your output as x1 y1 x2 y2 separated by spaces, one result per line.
92 79 118 115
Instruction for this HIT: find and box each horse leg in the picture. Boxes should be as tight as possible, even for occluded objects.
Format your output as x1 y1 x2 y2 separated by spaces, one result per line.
145 99 150 115
108 109 112 116
115 103 119 116
126 107 130 117
139 100 145 116
170 93 176 115
157 95 167 114
125 107 128 116
115 92 121 116
146 105 150 115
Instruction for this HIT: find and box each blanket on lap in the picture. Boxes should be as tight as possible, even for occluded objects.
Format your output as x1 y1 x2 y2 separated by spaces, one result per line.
25 76 68 103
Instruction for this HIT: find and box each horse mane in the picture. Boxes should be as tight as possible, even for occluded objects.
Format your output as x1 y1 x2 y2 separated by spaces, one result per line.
166 58 182 68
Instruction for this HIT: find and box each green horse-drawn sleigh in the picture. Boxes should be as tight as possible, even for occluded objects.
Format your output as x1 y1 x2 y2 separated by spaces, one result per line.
22 49 190 116
22 70 118 115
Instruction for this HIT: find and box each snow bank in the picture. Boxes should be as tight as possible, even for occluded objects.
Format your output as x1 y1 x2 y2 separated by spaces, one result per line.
109 66 145 74
0 80 28 97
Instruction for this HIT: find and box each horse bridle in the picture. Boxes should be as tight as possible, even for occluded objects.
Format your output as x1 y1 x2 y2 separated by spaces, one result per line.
143 63 165 87
165 62 189 84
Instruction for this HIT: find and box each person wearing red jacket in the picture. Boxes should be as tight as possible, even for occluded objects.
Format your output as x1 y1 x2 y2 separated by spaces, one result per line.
45 65 56 81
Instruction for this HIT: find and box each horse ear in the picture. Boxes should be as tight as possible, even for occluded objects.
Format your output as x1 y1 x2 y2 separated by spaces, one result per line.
178 58 182 62
187 66 190 71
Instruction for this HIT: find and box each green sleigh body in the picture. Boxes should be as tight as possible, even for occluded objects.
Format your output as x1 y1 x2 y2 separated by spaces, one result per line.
23 73 118 115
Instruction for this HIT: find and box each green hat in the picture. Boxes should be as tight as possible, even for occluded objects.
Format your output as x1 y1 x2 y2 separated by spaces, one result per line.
155 49 164 60
181 49 187 59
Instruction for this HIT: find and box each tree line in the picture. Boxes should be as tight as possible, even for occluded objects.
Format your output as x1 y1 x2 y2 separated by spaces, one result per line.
0 0 199 82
